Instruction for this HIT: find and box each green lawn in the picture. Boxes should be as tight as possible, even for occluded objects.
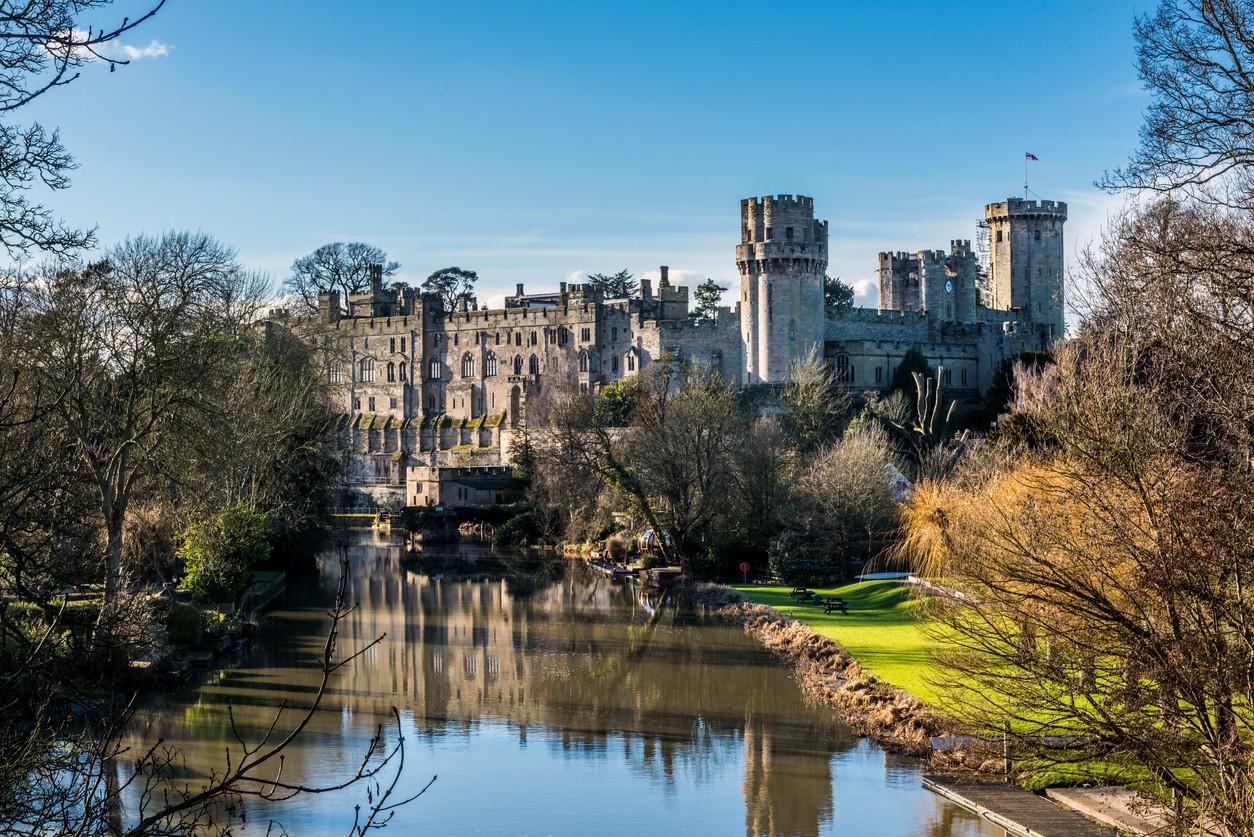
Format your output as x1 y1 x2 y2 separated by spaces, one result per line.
732 580 951 705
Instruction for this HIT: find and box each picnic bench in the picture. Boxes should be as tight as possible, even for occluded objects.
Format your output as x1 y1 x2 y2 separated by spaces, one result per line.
822 597 848 615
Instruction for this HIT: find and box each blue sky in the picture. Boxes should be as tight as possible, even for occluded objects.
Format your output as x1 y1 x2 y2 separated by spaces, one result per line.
26 0 1149 307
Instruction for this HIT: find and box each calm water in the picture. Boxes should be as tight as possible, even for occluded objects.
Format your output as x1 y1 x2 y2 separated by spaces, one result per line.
124 532 997 836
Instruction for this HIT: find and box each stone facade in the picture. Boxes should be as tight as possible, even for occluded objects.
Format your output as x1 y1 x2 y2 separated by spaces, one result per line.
318 192 1065 507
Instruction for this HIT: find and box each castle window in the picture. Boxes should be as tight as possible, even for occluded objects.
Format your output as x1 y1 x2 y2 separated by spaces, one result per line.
785 227 794 241
327 361 342 384
399 362 406 381
581 327 591 342
401 337 406 352
428 394 435 410
961 368 968 386
612 326 618 341
363 337 369 349
475 332 480 345
996 230 1003 242
513 355 523 375
387 361 396 382
515 333 522 346
389 337 395 353
612 356 619 372
461 353 475 378
359 358 375 383
368 396 375 412
454 333 459 346
429 359 441 380
944 368 952 385
765 226 772 240
558 327 568 346
390 397 397 409
529 354 539 375
578 350 589 372
875 366 882 384
1034 230 1041 241
495 332 501 345
788 318 796 340
485 352 498 377
530 331 538 346
353 397 361 410
834 353 852 383
627 351 635 371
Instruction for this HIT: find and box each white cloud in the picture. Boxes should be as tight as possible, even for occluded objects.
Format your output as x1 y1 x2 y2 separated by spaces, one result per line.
48 29 171 62
851 278 878 308
118 40 171 60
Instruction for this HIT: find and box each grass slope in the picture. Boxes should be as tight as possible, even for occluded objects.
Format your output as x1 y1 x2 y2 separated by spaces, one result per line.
732 580 948 705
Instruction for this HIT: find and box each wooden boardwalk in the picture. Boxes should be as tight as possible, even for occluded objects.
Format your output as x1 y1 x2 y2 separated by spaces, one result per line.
923 776 1117 837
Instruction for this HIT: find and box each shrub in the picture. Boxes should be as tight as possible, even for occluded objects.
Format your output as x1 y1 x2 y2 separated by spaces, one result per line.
166 601 203 646
768 529 841 586
177 504 271 604
492 510 540 549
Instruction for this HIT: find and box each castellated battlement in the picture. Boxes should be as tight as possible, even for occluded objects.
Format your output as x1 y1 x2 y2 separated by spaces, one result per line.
740 194 828 246
985 198 1068 220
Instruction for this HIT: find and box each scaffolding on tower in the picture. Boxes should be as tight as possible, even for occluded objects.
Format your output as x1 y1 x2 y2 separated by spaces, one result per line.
974 218 991 307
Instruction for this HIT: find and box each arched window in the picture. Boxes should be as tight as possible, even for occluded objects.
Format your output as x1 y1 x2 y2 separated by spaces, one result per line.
428 358 441 380
485 352 498 377
514 333 521 346
359 358 375 383
399 361 406 381
528 354 539 375
513 355 523 375
529 331 537 346
461 353 475 378
626 350 636 371
327 361 342 384
558 327 568 346
578 350 588 372
835 353 852 383
386 361 396 382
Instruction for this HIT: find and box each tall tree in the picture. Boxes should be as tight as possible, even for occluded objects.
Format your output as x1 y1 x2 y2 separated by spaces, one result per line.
584 269 638 298
690 278 726 323
422 266 478 313
824 275 855 312
28 233 253 629
780 348 851 455
284 242 399 313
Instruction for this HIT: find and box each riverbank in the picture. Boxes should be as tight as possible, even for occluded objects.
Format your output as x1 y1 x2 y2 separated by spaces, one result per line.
690 582 957 758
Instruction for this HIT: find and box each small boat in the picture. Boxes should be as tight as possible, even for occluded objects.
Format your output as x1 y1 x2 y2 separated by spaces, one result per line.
589 559 635 579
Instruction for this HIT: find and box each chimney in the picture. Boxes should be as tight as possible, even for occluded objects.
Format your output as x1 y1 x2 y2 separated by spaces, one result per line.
659 265 670 286
641 278 653 299
515 283 525 298
560 281 568 295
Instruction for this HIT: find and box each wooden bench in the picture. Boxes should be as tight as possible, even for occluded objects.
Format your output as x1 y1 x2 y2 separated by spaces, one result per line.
822 597 848 615
789 587 812 600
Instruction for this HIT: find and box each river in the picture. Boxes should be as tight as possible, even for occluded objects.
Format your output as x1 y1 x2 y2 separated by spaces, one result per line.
124 531 998 836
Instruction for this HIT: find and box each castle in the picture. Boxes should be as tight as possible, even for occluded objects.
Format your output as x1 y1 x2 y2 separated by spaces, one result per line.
320 194 1065 508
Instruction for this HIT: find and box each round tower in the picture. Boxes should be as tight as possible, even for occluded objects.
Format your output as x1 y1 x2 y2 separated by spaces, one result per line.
736 195 828 384
984 197 1067 342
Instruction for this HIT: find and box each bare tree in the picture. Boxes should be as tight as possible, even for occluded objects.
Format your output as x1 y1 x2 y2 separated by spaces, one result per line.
0 1 166 256
780 347 850 455
284 242 399 314
1102 0 1254 208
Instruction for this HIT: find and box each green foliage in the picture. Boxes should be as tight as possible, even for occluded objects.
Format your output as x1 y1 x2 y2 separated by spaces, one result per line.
492 510 541 549
595 378 640 426
890 347 932 397
166 601 203 646
508 431 536 483
824 275 855 312
177 504 272 604
584 269 637 298
422 266 479 312
691 278 727 323
768 529 838 586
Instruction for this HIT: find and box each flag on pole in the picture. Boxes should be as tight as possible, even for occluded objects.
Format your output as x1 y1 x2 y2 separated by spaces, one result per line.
1025 152 1039 161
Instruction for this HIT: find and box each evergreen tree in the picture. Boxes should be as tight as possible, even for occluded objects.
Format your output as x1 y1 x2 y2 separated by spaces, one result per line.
691 278 727 323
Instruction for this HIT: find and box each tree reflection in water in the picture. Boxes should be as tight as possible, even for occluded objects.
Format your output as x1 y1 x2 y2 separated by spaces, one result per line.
123 531 995 836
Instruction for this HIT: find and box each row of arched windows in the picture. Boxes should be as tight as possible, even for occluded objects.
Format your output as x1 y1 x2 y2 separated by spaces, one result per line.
348 348 642 383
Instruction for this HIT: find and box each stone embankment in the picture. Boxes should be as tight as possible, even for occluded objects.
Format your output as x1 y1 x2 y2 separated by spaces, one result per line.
688 583 961 759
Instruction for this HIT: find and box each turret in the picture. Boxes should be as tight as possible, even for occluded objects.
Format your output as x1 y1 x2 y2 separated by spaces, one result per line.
985 198 1067 342
736 195 829 383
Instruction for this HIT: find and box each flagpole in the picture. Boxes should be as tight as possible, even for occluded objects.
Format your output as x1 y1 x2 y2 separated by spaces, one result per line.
1024 154 1028 199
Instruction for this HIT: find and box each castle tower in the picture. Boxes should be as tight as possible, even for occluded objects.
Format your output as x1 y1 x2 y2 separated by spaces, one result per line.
737 195 828 383
985 197 1067 341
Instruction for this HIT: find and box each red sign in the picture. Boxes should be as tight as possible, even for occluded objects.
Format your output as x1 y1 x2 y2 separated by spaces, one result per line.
738 561 751 573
